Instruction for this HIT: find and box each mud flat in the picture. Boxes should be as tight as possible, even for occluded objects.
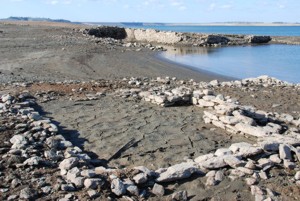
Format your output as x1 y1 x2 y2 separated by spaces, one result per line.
0 21 300 201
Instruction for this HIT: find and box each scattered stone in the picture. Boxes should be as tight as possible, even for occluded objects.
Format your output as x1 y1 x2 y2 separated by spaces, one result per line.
152 183 165 196
172 190 188 201
111 178 126 196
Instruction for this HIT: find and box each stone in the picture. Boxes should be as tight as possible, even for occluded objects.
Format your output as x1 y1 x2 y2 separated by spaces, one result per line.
295 171 300 180
229 142 263 157
133 173 148 184
235 123 268 137
283 160 296 169
215 170 224 182
237 167 254 175
81 169 96 178
203 111 219 121
59 157 79 170
23 156 42 166
41 186 52 194
156 162 200 182
206 170 216 177
111 178 126 196
88 190 99 199
84 178 104 189
215 148 233 156
201 156 227 169
61 184 76 191
134 166 156 177
223 155 244 168
66 167 81 182
245 178 257 185
279 144 292 161
206 176 217 186
251 185 265 196
259 171 268 180
245 160 257 170
172 190 188 201
126 185 139 196
198 99 215 107
72 177 84 188
269 154 282 164
10 135 28 149
203 89 214 95
7 195 18 201
152 183 165 196
219 116 240 125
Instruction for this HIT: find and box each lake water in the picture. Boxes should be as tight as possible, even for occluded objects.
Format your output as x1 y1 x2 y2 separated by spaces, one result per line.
120 24 300 83
160 44 300 83
126 25 300 36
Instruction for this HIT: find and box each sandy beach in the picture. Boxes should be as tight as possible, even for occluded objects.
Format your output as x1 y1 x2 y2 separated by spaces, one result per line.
1 21 300 201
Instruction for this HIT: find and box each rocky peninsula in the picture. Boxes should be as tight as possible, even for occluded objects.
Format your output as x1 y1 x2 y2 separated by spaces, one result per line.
0 21 300 201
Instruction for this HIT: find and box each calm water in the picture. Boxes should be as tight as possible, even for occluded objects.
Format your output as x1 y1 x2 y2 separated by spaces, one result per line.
126 25 300 36
160 44 300 83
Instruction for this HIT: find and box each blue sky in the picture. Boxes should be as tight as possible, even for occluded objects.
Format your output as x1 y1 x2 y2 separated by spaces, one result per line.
1 0 300 23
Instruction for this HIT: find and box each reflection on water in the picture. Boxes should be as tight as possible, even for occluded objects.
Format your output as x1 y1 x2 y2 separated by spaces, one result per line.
163 46 216 56
160 44 300 83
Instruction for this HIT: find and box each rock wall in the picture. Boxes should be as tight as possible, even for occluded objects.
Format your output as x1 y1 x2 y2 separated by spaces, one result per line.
83 26 273 46
125 28 183 44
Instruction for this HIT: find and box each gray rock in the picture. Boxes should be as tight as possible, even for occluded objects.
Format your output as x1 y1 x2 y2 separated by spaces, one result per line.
10 134 28 149
84 178 104 189
41 186 52 194
156 162 200 182
152 183 165 196
172 190 188 201
126 184 139 196
229 142 262 157
206 176 217 186
20 187 37 199
81 169 96 178
61 184 76 191
66 167 81 182
59 157 79 170
7 195 18 201
111 178 126 196
295 171 300 180
23 156 42 166
88 190 99 199
214 148 233 156
279 144 292 161
133 173 148 184
201 156 227 169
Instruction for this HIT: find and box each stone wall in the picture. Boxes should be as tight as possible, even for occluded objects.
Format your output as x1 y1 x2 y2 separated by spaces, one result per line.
125 28 183 44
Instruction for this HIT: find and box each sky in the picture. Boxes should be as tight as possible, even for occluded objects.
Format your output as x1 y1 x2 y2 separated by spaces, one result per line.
1 0 300 23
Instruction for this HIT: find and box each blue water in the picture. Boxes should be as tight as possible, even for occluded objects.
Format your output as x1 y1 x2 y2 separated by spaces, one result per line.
126 25 300 36
160 44 300 83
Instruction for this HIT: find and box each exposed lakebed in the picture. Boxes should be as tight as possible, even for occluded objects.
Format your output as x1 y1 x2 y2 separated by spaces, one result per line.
160 44 300 83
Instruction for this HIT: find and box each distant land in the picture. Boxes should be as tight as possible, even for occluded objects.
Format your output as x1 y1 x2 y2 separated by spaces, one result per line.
1 17 300 26
0 16 74 23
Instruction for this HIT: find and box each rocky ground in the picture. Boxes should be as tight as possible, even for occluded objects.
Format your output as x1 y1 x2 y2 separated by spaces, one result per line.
1 21 300 201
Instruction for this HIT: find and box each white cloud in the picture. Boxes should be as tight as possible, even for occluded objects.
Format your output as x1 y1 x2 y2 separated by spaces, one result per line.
169 0 187 11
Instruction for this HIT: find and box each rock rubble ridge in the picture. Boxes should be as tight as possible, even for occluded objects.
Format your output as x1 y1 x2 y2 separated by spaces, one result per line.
81 26 272 46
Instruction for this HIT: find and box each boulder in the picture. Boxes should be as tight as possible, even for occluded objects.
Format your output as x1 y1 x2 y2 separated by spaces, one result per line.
156 162 200 182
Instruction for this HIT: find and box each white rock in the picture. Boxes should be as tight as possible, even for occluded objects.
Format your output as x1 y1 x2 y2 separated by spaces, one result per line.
269 154 282 164
214 148 233 156
84 178 104 189
237 167 254 175
206 176 216 186
201 156 227 169
194 153 214 163
59 157 79 171
203 111 219 121
152 183 165 196
133 173 147 184
156 162 200 182
111 178 126 196
229 142 263 157
223 155 243 168
81 169 96 178
294 171 300 180
279 144 292 161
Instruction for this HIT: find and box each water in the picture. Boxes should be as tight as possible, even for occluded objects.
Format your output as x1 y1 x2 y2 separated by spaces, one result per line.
160 44 300 83
126 25 300 36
